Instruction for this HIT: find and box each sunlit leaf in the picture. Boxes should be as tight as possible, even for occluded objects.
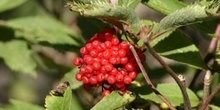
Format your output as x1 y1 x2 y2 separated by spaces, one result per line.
5 16 82 46
0 0 29 12
141 0 186 15
138 83 199 107
61 68 83 90
91 91 135 110
45 85 84 110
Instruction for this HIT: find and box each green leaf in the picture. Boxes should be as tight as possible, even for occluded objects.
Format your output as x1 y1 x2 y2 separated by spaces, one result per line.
139 83 199 107
3 99 44 110
0 40 37 77
91 91 135 110
157 4 209 31
147 19 207 70
0 0 29 13
209 104 220 110
118 0 141 9
141 0 186 15
61 68 83 90
45 85 83 110
66 1 141 35
4 16 81 46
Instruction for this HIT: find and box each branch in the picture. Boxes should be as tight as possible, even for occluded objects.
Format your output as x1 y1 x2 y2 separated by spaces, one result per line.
199 83 220 110
202 70 212 110
129 44 176 110
145 43 192 110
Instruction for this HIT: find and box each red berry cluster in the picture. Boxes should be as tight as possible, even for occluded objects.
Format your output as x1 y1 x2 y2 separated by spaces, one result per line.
73 28 145 96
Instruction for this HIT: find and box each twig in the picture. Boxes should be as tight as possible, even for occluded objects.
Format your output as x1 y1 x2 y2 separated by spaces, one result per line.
145 43 192 110
178 74 188 110
202 70 212 110
199 83 220 110
129 45 176 110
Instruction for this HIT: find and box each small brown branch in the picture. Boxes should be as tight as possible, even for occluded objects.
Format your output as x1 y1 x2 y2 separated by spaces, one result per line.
199 83 220 110
178 75 189 110
129 45 176 110
145 43 192 110
202 70 212 110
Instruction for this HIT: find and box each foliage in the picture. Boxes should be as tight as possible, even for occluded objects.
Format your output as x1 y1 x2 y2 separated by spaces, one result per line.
0 0 220 110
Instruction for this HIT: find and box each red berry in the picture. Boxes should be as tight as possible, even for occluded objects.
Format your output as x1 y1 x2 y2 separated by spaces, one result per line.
118 49 126 57
104 41 112 49
100 66 106 74
79 67 86 74
92 40 101 46
103 50 111 59
120 57 128 64
110 68 118 76
101 59 109 65
75 73 83 81
105 33 113 41
82 76 89 84
109 57 117 64
102 90 110 97
89 76 98 85
119 42 129 49
124 76 132 84
104 63 113 71
73 57 83 66
111 37 119 45
125 63 134 72
80 47 88 55
83 56 93 65
107 75 116 84
85 43 93 50
116 81 125 88
92 62 101 70
89 49 98 57
116 74 124 82
97 73 105 82
129 71 137 79
85 65 93 73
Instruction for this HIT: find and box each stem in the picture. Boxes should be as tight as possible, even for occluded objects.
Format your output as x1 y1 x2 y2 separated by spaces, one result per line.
199 83 220 110
129 45 176 110
145 43 192 110
202 70 212 110
178 75 188 110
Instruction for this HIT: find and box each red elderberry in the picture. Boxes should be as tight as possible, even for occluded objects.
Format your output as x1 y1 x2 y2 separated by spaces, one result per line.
73 57 83 66
102 90 110 97
73 27 146 96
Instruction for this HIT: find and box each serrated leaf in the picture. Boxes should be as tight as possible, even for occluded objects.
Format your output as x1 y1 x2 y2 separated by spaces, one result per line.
139 83 199 107
61 68 83 89
0 40 37 77
3 99 44 110
141 0 186 15
118 0 141 9
45 85 83 110
66 1 141 35
151 30 208 70
157 4 209 31
4 16 81 46
91 91 135 110
0 0 29 13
